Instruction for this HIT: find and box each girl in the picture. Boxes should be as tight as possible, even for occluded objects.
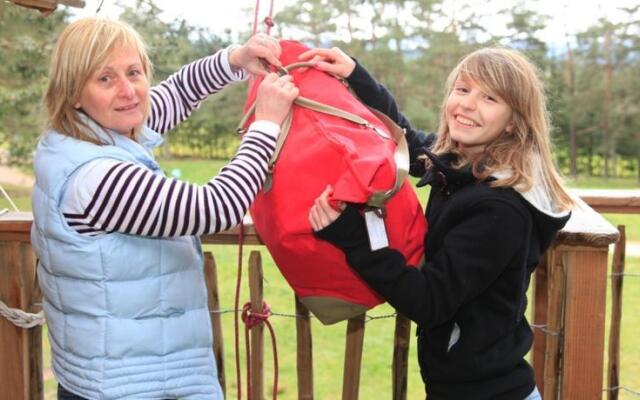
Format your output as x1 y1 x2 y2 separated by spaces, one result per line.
305 47 573 399
32 17 297 399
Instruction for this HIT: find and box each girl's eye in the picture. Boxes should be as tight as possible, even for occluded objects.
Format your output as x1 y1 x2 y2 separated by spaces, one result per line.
98 75 110 83
455 86 468 93
485 95 497 102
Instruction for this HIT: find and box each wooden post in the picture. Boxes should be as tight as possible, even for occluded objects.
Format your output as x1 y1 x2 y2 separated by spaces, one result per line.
342 313 365 400
543 249 566 400
532 253 549 392
204 252 226 397
0 229 43 400
249 251 265 400
295 296 313 400
607 226 625 400
560 246 609 399
392 314 411 400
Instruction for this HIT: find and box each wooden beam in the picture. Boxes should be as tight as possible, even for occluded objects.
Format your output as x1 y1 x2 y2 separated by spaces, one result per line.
342 314 365 400
204 252 226 397
295 296 314 400
607 226 625 400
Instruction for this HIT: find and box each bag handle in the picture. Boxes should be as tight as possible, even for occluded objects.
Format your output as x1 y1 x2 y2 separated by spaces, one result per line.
237 63 409 207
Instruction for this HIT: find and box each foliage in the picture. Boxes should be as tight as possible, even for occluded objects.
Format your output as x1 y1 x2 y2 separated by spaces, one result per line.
1 0 639 179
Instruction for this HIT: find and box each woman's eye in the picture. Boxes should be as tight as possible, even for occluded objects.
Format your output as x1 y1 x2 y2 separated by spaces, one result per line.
129 69 142 77
98 76 110 83
455 86 468 93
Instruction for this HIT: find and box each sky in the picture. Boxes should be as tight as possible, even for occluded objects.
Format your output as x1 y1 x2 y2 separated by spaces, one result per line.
69 0 638 45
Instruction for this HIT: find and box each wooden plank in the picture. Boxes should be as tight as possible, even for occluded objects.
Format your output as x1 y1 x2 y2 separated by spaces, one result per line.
560 248 608 400
607 226 625 400
203 252 226 397
0 213 264 245
342 314 365 400
0 240 40 400
295 296 313 400
249 251 265 400
573 189 640 214
391 314 410 400
557 197 619 247
532 252 549 393
543 250 565 400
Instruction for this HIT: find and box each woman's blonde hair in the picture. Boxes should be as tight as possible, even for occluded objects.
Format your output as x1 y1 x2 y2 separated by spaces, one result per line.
433 47 573 211
44 17 152 144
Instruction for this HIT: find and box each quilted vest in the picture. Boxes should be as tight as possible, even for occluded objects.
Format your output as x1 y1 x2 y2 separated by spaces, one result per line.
30 119 223 399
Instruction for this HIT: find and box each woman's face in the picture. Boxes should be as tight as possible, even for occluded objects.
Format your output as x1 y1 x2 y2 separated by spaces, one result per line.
75 46 148 136
445 77 513 156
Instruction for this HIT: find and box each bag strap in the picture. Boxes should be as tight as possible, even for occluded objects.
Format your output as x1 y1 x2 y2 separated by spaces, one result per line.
237 63 409 207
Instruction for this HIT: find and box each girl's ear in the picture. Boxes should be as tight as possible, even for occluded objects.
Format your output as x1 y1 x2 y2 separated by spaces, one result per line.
74 102 81 109
505 121 514 133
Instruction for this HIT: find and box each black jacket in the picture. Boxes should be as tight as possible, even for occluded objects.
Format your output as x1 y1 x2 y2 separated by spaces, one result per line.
316 62 570 399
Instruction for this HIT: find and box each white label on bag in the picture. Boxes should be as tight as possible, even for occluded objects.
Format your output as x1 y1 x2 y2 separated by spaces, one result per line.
364 208 389 251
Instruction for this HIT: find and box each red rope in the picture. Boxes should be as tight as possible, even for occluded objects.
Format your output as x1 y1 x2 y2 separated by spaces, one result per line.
264 0 275 35
252 0 260 35
242 301 279 400
234 223 245 400
252 0 276 35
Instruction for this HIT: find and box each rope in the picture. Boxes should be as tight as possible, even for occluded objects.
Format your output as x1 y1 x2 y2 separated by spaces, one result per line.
0 299 45 329
0 184 20 212
605 386 640 396
611 272 640 277
253 0 276 35
242 301 279 400
530 324 561 336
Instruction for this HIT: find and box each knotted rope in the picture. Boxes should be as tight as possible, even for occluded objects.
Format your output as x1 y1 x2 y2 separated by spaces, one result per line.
242 300 279 400
0 299 44 329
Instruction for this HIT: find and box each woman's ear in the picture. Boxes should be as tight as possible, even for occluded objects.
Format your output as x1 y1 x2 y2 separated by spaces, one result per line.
74 102 81 109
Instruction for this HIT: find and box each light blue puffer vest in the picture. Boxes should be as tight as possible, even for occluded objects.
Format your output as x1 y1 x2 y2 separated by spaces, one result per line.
31 121 223 399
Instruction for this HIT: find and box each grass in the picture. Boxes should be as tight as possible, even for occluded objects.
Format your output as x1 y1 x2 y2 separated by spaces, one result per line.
2 158 638 399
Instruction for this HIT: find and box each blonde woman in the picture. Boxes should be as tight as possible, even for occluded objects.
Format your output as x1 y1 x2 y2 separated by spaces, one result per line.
305 47 572 400
32 17 297 399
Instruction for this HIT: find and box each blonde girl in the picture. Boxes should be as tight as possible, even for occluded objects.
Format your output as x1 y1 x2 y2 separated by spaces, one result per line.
306 47 572 400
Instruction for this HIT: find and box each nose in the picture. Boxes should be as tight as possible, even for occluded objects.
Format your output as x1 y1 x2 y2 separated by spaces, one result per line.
459 91 478 110
117 79 135 98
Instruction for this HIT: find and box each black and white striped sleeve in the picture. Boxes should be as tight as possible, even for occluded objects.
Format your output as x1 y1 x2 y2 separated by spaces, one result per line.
147 46 247 135
60 121 278 237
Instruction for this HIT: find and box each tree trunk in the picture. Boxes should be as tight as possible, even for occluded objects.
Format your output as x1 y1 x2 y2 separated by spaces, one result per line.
602 27 614 179
565 35 578 177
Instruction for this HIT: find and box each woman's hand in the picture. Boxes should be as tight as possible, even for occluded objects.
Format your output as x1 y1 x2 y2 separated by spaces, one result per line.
309 185 345 231
254 73 299 125
298 47 356 78
229 33 282 75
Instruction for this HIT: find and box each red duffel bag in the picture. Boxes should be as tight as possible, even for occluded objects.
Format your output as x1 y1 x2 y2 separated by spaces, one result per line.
239 40 427 324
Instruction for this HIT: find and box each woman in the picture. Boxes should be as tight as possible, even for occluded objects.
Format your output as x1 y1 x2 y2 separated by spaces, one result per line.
32 17 298 399
305 47 573 399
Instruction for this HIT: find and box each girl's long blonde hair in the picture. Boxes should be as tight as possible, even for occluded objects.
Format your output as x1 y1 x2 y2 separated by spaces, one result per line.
43 17 152 144
432 48 573 211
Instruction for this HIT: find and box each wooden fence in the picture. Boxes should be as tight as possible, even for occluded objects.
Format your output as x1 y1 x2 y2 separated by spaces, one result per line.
0 191 629 399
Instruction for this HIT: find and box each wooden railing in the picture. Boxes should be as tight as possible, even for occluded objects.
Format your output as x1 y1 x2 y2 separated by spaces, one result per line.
0 194 621 399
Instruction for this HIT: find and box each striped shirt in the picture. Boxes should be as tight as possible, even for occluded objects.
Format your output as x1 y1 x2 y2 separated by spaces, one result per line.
61 47 278 237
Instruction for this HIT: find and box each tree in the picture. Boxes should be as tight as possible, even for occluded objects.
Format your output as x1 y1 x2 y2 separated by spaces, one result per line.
0 2 68 164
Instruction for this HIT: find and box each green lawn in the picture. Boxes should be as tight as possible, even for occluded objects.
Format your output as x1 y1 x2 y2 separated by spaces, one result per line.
2 158 639 399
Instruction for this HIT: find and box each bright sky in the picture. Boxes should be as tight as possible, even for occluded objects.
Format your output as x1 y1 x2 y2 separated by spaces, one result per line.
70 0 638 45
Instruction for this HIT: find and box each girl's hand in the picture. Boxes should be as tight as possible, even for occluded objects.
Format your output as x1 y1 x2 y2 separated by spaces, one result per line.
309 185 345 231
229 33 282 75
254 73 298 126
298 47 356 78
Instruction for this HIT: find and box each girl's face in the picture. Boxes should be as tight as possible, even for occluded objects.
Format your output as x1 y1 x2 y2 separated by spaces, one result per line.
75 46 148 136
445 77 513 156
